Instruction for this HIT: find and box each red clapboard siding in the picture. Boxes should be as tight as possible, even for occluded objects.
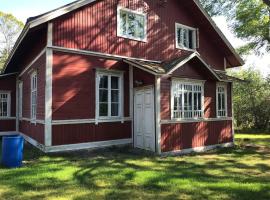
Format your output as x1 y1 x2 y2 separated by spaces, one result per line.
0 75 17 118
20 53 46 120
19 121 45 144
133 67 155 87
52 121 132 145
0 120 16 132
52 51 130 120
52 0 228 70
161 120 233 152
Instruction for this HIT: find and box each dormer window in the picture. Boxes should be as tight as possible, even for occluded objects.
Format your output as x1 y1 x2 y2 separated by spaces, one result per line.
117 7 147 42
175 23 198 50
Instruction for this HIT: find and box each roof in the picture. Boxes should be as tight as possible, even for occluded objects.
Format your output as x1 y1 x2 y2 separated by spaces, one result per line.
3 0 244 74
124 52 243 82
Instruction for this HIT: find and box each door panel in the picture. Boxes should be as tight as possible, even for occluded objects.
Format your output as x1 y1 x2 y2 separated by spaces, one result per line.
134 87 155 152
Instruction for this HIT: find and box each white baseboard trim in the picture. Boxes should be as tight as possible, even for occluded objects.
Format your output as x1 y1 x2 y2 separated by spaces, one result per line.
0 131 19 136
161 142 234 156
45 138 132 153
16 132 132 153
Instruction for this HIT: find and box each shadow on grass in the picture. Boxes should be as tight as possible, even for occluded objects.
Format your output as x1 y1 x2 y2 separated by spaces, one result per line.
0 141 269 200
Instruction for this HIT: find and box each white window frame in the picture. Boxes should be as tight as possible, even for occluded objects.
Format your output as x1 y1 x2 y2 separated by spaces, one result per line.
18 81 23 119
96 69 124 121
0 91 11 118
175 23 197 51
216 83 227 118
171 79 205 120
117 6 147 42
31 71 37 121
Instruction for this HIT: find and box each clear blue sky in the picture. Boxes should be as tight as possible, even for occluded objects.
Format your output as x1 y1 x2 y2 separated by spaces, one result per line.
1 0 74 23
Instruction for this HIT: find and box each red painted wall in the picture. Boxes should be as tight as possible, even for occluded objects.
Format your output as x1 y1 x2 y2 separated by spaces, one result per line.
19 54 46 120
0 75 17 132
133 67 155 88
161 120 233 152
52 51 130 120
0 75 17 117
52 121 131 145
52 0 228 70
19 121 44 144
19 53 46 144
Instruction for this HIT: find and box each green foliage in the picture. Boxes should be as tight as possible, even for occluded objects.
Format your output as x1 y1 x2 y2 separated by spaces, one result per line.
199 0 270 54
0 11 24 73
228 69 270 131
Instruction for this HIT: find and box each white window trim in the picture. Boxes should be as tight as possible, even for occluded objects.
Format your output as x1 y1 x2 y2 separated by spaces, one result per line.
30 71 37 122
0 91 11 118
117 6 147 42
171 78 205 120
216 83 228 118
95 69 124 123
18 81 23 119
175 23 197 51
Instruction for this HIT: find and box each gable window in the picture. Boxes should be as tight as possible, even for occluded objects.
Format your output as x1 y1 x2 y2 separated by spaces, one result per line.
96 70 123 119
216 84 227 117
176 23 197 50
117 7 147 41
31 72 37 120
172 80 204 119
0 92 10 118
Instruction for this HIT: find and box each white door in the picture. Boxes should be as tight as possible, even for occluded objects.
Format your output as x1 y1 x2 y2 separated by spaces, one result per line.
134 87 155 152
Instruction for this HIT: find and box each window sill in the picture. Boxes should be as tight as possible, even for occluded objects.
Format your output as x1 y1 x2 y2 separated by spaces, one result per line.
117 34 147 43
175 46 197 52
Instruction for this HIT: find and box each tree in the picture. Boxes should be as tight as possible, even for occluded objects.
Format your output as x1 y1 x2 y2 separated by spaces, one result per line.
229 69 270 131
199 0 270 54
0 11 24 73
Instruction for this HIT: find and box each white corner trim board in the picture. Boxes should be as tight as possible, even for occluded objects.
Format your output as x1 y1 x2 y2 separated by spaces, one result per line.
161 142 234 156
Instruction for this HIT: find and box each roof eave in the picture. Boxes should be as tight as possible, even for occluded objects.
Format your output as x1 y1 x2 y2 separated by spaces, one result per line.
192 0 244 67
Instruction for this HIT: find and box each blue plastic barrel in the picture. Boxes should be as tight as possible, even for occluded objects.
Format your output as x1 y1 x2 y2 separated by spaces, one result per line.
2 135 24 168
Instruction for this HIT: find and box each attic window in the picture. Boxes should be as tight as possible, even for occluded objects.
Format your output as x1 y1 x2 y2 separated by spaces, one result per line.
176 23 198 50
117 7 147 42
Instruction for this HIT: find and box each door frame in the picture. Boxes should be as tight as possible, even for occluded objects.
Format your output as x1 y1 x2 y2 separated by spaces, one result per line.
133 85 156 152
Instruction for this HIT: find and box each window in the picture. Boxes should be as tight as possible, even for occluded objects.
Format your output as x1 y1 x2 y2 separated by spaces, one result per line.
18 82 23 118
216 84 227 117
96 71 123 119
172 80 204 119
176 23 197 50
117 7 147 41
0 92 10 117
31 72 37 120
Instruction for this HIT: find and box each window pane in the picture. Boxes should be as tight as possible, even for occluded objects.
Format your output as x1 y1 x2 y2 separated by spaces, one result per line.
189 30 193 49
99 76 108 89
99 89 108 102
127 13 136 37
194 93 198 110
111 103 119 116
111 76 119 89
221 94 225 109
120 11 127 35
99 103 108 117
198 93 202 110
218 94 221 110
111 90 119 103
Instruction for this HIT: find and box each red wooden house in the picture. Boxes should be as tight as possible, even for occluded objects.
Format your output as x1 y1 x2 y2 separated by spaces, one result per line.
0 0 243 154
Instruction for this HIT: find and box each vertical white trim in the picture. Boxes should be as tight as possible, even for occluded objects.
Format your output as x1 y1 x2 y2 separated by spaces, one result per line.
224 57 227 70
16 79 19 131
129 65 134 144
230 83 235 143
155 76 161 154
45 22 53 146
95 72 99 125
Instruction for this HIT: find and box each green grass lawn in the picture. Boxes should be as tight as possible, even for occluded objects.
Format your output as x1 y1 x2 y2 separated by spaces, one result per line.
0 134 270 200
